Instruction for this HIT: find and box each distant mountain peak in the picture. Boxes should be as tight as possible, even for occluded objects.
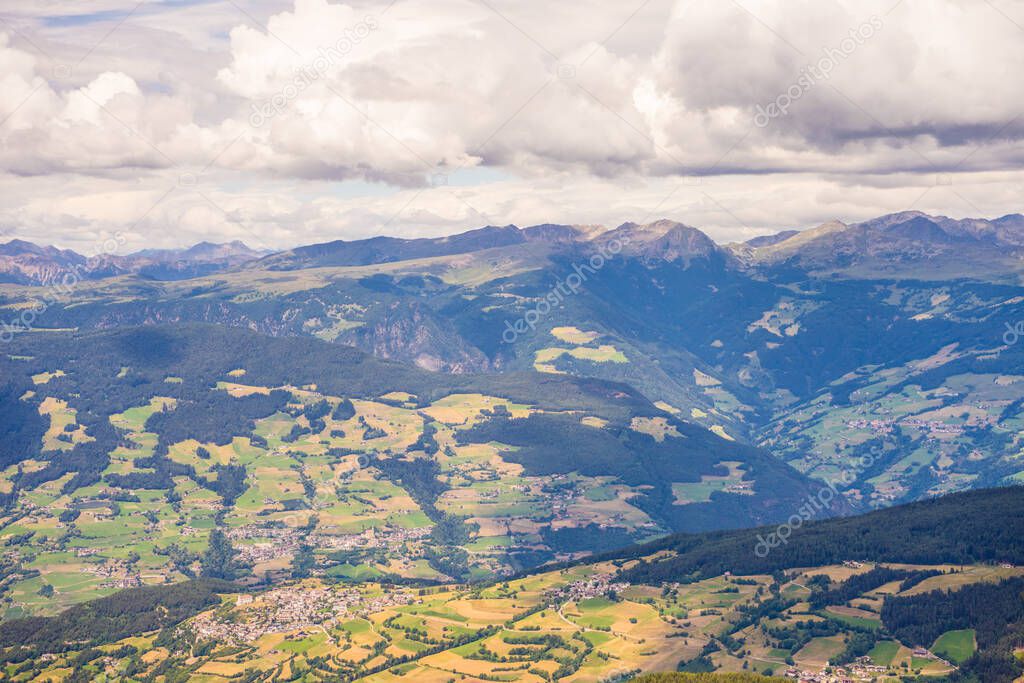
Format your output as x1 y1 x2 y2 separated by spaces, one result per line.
644 224 721 264
586 219 724 266
611 218 692 236
179 240 263 260
0 239 76 258
1 238 39 252
0 237 265 286
261 223 529 270
860 210 929 225
521 223 585 244
743 230 800 248
437 224 520 243
736 211 1024 278
597 219 700 245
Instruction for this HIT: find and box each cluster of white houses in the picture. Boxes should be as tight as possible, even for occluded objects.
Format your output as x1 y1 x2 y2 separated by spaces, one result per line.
547 573 630 604
191 584 415 643
227 524 432 564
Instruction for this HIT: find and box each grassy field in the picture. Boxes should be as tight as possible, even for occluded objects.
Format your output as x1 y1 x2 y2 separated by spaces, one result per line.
2 559 1004 681
534 342 628 373
672 462 754 504
822 606 882 630
931 629 976 664
0 375 706 616
868 639 900 665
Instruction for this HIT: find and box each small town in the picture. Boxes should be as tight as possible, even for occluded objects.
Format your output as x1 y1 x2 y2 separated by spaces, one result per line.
546 573 631 605
781 648 952 682
845 417 967 437
227 524 433 564
190 584 416 644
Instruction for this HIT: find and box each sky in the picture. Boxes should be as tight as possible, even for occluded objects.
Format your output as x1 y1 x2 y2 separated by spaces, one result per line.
2 0 1024 253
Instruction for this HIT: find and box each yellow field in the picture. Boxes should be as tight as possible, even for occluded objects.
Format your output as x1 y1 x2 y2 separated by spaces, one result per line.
550 326 600 344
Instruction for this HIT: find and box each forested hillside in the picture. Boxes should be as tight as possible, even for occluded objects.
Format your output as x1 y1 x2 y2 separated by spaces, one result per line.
607 486 1024 583
0 324 824 616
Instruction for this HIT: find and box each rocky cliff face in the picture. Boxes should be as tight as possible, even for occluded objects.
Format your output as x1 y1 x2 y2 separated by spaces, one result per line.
53 294 491 375
342 301 490 373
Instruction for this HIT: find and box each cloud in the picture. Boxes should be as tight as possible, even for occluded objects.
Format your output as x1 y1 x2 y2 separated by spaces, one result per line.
2 0 1024 245
0 33 201 175
5 165 1024 254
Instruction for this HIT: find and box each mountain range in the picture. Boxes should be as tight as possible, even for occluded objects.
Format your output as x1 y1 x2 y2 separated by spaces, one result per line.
735 211 1024 279
3 212 1023 513
0 239 266 285
6 210 1024 286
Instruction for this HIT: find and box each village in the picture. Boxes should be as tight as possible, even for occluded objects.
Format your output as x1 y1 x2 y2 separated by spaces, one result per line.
226 524 433 564
783 649 950 682
190 584 416 644
546 572 631 605
845 417 966 437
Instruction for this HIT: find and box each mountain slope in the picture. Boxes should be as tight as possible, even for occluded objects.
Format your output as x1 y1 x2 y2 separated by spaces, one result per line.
609 485 1024 583
4 214 1024 511
257 224 531 270
0 324 828 615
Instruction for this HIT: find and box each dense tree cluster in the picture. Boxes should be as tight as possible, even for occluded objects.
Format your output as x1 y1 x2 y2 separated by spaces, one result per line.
882 576 1024 681
200 529 246 580
146 390 289 446
807 566 942 609
613 487 1024 584
372 455 476 579
0 382 46 470
0 579 236 662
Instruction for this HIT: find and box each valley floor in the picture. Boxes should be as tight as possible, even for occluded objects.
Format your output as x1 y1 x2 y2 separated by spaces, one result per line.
11 558 1019 682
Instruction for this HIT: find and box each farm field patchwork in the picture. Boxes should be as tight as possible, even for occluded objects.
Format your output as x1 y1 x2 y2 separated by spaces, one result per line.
5 559 1012 682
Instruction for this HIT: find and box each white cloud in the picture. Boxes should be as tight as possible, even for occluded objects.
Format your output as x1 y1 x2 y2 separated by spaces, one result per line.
5 166 1024 253
1 0 1024 245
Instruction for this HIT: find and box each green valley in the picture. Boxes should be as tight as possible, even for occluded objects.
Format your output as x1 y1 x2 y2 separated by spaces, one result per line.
0 487 1021 682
